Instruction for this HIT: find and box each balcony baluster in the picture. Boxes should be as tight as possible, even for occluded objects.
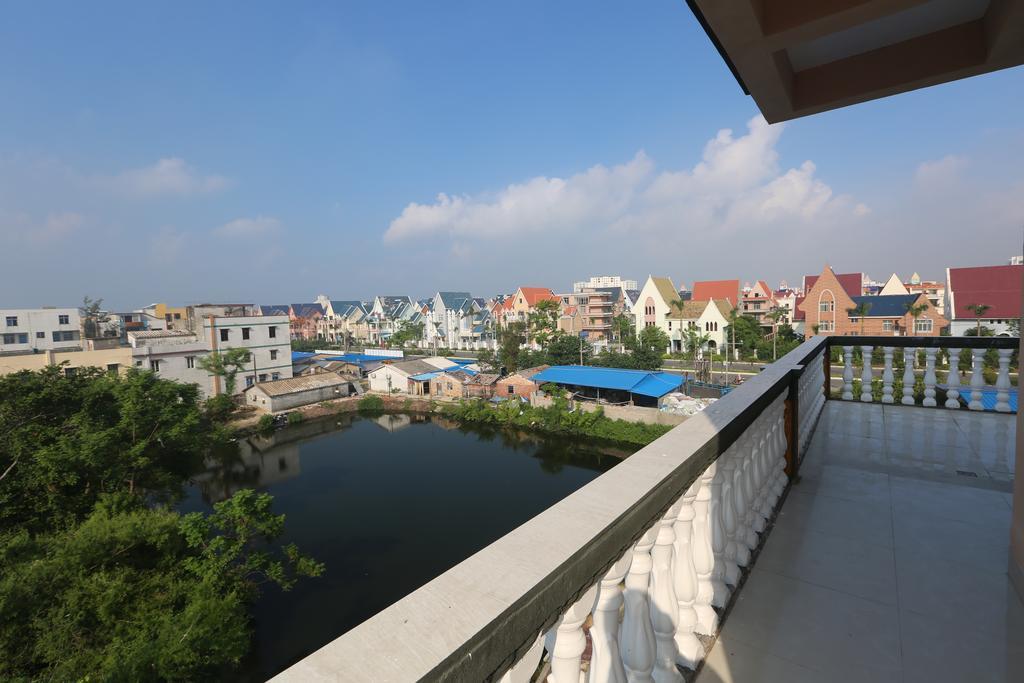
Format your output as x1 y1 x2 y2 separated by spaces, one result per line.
498 633 543 683
923 348 938 407
590 552 632 683
860 345 874 402
620 527 657 683
670 489 702 672
881 347 895 403
717 445 742 586
544 585 598 683
737 433 759 552
749 423 768 534
995 349 1012 413
692 466 719 635
841 346 854 400
945 348 962 408
969 349 986 411
901 348 916 405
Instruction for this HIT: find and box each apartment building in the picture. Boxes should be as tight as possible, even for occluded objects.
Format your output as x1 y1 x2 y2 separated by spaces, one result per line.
0 307 81 354
572 275 638 292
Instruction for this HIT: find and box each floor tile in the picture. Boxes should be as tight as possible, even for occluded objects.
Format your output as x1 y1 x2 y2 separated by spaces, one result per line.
695 635 823 683
720 570 902 674
900 608 1024 683
892 502 1010 573
895 550 1024 639
888 475 1011 528
756 525 898 605
776 487 894 547
794 463 891 506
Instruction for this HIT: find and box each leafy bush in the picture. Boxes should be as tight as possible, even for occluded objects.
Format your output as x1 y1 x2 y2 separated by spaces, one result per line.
286 411 304 425
256 414 275 434
441 398 671 447
358 394 384 411
204 393 236 422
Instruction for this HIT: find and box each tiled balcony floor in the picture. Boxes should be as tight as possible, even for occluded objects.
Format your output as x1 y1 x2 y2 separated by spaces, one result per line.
696 402 1022 683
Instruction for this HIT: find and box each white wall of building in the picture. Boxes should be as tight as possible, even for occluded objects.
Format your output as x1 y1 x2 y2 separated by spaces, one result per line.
1 308 81 354
368 365 410 393
203 315 293 393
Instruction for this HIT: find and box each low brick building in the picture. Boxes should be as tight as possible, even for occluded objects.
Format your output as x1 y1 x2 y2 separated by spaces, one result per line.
495 365 549 399
799 265 946 336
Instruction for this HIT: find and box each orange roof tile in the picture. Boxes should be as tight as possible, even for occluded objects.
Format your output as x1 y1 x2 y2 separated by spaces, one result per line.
692 279 741 306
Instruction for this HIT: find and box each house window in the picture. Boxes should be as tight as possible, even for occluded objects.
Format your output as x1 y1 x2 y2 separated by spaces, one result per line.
5 316 17 326
165 314 172 322
882 320 894 332
135 360 143 367
242 327 251 340
64 367 77 377
269 326 277 338
915 319 933 333
2 334 16 344
220 329 229 342
848 317 859 324
259 374 268 382
58 314 69 325
245 376 254 388
186 356 195 369
270 349 278 361
271 372 280 380
174 313 181 319
150 360 160 372
107 363 119 374
36 331 45 338
508 385 515 395
819 301 834 312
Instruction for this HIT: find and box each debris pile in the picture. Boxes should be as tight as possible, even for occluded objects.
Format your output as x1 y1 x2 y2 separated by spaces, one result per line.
660 393 715 416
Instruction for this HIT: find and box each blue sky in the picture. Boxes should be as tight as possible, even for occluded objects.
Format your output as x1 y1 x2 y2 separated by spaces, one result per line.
2 0 1022 309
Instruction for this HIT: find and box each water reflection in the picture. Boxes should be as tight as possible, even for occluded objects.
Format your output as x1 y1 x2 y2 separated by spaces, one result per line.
186 413 625 681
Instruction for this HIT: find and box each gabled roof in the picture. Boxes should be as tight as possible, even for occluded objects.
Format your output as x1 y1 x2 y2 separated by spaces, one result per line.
260 304 290 316
849 294 921 318
673 300 707 320
290 303 325 318
515 365 550 380
247 373 347 397
436 291 473 311
692 279 740 306
948 264 1022 320
879 274 909 296
793 296 806 321
380 359 440 377
647 276 681 309
804 272 863 298
623 289 641 305
516 287 559 306
329 300 366 318
711 299 734 318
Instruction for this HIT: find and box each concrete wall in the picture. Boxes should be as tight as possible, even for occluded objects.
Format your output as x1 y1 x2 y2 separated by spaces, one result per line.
0 307 81 354
0 347 132 376
247 383 351 413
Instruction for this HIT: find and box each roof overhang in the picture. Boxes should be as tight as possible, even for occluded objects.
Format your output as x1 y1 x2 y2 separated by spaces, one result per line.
687 0 1024 122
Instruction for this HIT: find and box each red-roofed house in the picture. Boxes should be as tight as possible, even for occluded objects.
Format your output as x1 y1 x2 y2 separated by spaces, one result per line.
692 279 741 307
803 271 863 298
498 287 560 328
946 264 1022 336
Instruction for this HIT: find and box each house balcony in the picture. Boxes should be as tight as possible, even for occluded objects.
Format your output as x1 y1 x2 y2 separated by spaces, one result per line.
271 335 1019 683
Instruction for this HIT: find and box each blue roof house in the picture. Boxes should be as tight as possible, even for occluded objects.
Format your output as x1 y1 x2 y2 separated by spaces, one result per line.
531 366 683 407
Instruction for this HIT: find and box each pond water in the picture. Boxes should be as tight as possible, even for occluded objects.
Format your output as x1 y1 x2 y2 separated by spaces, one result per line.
182 412 625 681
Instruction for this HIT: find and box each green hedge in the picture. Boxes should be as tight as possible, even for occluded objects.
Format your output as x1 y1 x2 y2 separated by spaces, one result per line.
442 397 672 447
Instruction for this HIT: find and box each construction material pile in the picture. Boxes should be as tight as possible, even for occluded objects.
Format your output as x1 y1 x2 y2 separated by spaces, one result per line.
660 393 716 416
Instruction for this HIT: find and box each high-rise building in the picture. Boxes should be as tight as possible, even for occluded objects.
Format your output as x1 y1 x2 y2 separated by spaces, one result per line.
572 275 638 292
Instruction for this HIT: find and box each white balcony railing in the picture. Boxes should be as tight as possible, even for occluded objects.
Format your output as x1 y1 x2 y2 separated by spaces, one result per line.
271 338 832 682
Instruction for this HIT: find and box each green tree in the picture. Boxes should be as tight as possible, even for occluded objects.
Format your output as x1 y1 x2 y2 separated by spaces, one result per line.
724 311 762 359
966 303 991 337
846 301 872 335
497 321 527 373
81 296 113 339
528 299 561 348
611 313 635 348
545 332 592 366
389 320 424 348
0 492 322 681
198 348 252 395
0 367 213 534
631 326 670 370
683 327 711 359
765 307 787 360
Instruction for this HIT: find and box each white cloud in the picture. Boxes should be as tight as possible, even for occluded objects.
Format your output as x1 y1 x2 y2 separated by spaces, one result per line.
100 158 229 198
214 216 281 238
914 154 967 187
384 115 865 247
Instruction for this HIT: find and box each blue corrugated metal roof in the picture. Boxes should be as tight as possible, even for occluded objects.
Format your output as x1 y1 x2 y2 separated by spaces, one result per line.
850 294 919 317
531 366 682 398
938 386 1017 411
410 371 442 381
291 351 317 361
